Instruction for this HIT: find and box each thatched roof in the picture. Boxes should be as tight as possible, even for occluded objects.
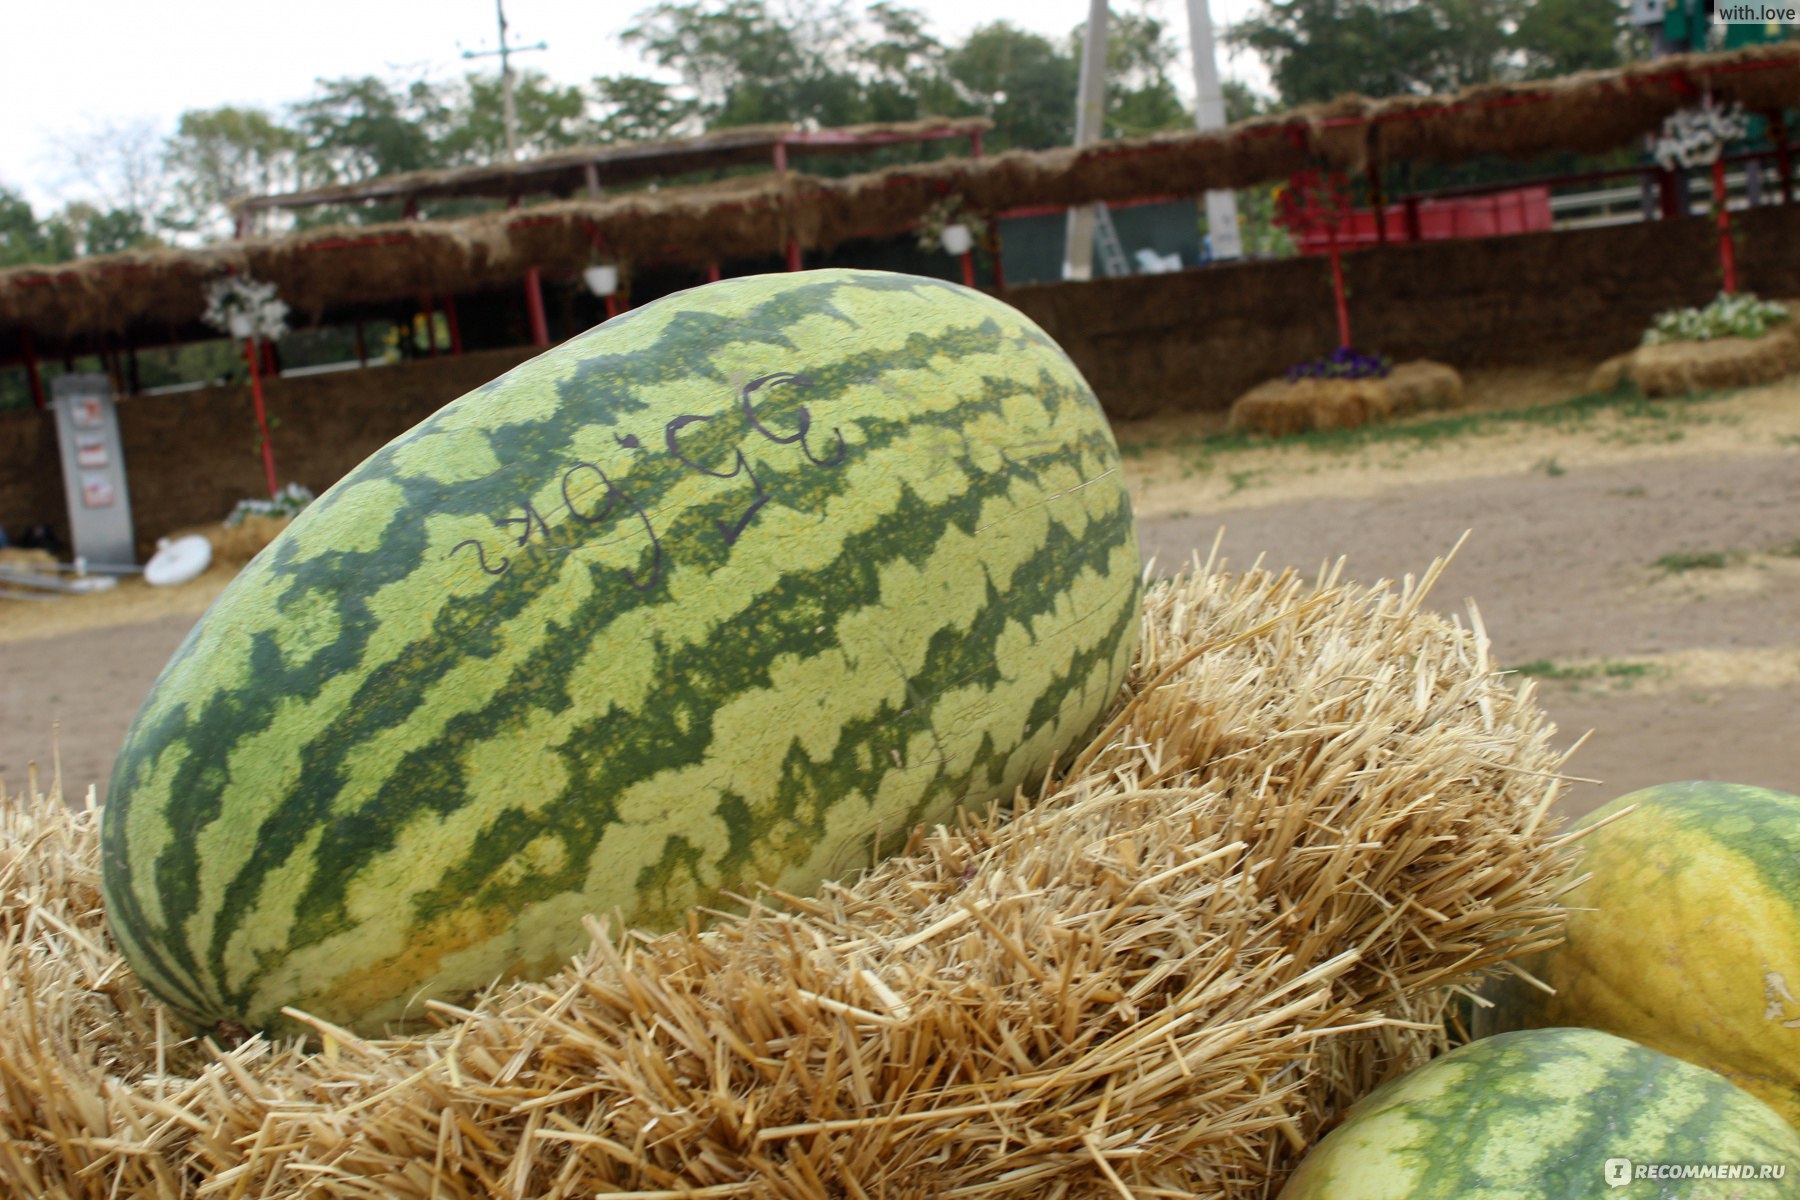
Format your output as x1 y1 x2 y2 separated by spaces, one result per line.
232 117 994 215
4 45 1797 350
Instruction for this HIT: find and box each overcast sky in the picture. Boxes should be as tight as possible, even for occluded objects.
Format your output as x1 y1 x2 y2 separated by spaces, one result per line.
0 0 1266 213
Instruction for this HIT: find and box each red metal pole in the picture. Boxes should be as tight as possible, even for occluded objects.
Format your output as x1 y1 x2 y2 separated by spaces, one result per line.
1403 196 1422 242
245 336 279 498
1714 158 1737 295
1367 164 1387 246
20 327 44 411
1327 230 1351 349
604 295 619 320
706 261 721 282
444 294 463 355
989 225 1007 292
525 268 550 347
960 251 976 288
773 139 802 271
1658 168 1681 220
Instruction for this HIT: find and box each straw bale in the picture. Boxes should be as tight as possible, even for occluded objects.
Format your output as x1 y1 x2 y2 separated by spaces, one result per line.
1228 361 1464 437
0 551 1580 1198
1591 307 1800 397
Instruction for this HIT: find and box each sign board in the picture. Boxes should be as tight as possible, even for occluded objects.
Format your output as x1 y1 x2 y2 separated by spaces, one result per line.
50 374 136 567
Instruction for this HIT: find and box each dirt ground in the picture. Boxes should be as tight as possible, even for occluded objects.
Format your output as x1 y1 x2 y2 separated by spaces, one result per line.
3 364 1797 819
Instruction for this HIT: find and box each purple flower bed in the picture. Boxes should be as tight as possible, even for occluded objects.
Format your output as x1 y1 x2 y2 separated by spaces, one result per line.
1285 347 1393 383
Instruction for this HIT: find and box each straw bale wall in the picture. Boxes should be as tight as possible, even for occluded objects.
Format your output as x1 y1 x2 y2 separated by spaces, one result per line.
0 409 63 548
1008 204 1800 419
0 347 535 558
6 205 1800 551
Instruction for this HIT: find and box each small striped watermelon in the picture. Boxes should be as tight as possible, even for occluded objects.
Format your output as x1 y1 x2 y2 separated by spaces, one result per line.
102 269 1141 1033
1280 1028 1800 1198
1475 781 1800 1129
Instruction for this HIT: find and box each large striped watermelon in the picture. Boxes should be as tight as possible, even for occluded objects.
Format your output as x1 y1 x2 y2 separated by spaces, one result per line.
1475 781 1800 1129
1280 1028 1800 1198
102 269 1141 1034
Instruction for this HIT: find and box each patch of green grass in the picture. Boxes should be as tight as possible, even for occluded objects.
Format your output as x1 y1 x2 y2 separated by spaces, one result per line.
1510 659 1660 684
1226 467 1268 494
1158 380 1741 470
1770 539 1800 559
1534 456 1566 477
1777 434 1800 448
1653 551 1730 573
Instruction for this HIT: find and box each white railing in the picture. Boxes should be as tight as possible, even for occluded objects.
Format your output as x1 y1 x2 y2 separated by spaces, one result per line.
1550 166 1791 230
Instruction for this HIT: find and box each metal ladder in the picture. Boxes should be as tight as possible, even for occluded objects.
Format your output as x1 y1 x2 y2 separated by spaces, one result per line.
1092 203 1130 276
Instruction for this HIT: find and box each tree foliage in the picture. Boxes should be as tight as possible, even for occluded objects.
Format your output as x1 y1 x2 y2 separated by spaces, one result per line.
1230 0 1626 106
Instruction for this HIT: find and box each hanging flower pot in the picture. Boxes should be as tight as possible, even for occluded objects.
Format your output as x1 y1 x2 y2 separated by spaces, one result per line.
583 264 620 297
916 195 988 258
202 274 289 342
939 223 974 256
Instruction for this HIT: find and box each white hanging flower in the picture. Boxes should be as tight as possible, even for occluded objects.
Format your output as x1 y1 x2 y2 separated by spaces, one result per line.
202 275 290 341
1653 97 1751 171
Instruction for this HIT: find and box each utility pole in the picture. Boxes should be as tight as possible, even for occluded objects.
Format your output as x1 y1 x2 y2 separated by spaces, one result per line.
1064 0 1111 281
1186 0 1243 259
461 0 548 161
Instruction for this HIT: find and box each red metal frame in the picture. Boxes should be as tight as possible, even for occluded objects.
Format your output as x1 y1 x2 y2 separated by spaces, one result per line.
1714 158 1738 294
524 267 550 346
244 336 279 498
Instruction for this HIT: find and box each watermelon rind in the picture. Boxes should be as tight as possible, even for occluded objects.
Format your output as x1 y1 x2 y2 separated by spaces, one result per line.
101 269 1142 1033
1280 1027 1800 1199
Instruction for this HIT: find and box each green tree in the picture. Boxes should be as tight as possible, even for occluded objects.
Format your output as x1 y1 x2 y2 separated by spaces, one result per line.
1231 0 1624 106
623 0 867 127
162 106 305 239
291 75 454 184
444 70 594 162
592 75 703 142
46 118 174 243
1230 0 1518 104
946 23 1078 149
59 202 156 255
1514 0 1624 77
856 2 959 122
0 187 75 266
1092 7 1192 137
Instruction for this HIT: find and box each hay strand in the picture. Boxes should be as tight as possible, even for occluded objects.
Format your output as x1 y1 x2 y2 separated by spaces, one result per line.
0 552 1582 1197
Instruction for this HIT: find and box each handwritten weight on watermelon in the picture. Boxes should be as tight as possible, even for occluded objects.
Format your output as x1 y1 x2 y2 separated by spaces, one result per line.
446 368 1070 590
101 270 1143 1034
